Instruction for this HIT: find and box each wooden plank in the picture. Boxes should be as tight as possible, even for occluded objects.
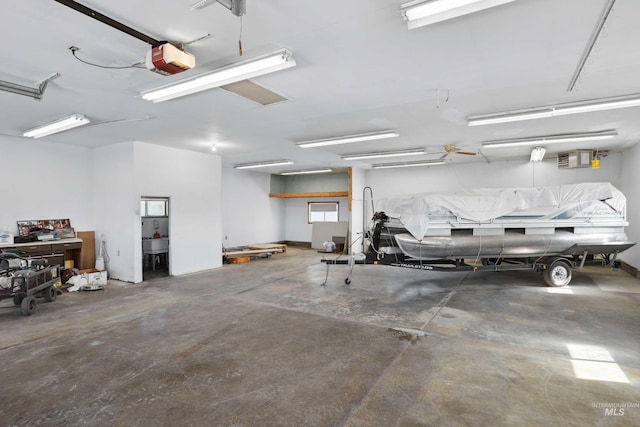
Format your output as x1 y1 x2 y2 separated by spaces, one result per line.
269 191 349 198
227 256 251 264
77 231 95 270
246 243 287 253
225 248 283 256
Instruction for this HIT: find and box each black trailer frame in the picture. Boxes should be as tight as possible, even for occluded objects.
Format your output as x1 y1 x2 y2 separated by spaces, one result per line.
321 212 632 288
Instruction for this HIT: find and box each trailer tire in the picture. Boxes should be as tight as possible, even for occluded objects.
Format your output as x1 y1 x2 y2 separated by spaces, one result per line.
543 259 572 287
21 295 36 316
13 296 23 306
43 285 56 302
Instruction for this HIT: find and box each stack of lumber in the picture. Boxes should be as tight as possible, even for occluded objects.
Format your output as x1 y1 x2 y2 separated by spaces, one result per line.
224 243 287 264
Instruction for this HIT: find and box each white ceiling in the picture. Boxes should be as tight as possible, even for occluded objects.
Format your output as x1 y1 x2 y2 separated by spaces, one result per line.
2 0 640 173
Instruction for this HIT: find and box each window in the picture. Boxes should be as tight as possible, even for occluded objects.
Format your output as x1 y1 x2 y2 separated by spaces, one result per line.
308 202 339 223
141 198 168 217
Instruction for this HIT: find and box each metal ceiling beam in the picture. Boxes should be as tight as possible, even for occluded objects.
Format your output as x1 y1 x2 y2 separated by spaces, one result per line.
567 0 617 92
0 73 60 101
53 0 163 47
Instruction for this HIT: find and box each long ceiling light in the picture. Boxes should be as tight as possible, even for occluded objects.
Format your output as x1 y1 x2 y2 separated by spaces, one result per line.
372 159 445 169
280 169 333 175
530 147 545 162
297 130 399 149
342 149 425 160
401 0 518 29
141 48 296 103
482 130 617 149
23 114 90 138
467 94 640 126
234 160 293 170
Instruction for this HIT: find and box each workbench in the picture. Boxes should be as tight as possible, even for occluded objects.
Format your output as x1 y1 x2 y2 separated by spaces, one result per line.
0 238 84 269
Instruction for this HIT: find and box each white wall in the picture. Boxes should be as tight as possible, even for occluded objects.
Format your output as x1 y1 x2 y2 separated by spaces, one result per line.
133 142 221 281
366 155 622 200
92 142 137 282
0 137 223 283
0 135 94 236
92 141 222 283
221 168 284 248
284 197 349 243
350 167 367 254
620 144 640 271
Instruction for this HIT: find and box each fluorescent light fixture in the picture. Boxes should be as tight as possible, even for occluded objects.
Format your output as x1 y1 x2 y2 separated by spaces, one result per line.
468 109 554 126
23 114 90 138
191 0 215 10
401 0 517 29
468 93 640 126
482 130 617 149
371 159 445 169
297 130 399 148
141 48 296 103
342 149 425 160
280 168 333 175
530 146 545 162
234 160 293 170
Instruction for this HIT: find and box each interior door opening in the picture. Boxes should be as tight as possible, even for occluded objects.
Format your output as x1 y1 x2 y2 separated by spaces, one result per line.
141 196 170 281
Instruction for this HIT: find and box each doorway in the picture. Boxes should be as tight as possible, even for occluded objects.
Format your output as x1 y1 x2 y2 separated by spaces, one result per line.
141 197 170 281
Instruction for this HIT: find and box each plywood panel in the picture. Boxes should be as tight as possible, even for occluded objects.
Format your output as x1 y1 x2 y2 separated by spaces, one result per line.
77 231 95 270
311 222 349 250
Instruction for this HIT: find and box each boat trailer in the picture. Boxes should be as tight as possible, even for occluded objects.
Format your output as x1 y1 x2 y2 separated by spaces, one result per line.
321 212 631 288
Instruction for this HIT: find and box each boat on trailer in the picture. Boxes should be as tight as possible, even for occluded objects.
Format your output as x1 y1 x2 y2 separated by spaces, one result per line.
322 182 635 287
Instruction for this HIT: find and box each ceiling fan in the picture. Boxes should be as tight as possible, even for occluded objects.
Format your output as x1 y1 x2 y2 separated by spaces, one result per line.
438 144 478 159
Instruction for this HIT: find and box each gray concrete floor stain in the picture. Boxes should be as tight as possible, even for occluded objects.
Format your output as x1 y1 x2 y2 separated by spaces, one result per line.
1 247 639 426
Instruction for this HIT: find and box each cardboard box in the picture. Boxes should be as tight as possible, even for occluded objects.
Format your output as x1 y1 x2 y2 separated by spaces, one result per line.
67 269 107 292
85 270 107 285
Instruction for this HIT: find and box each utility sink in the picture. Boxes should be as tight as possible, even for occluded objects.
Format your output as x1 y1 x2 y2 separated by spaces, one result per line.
143 237 169 253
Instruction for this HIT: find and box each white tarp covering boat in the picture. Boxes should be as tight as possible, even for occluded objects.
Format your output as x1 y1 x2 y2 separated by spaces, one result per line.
324 183 634 287
376 182 627 241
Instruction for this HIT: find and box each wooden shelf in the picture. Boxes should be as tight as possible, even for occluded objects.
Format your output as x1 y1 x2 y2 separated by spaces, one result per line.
269 191 349 198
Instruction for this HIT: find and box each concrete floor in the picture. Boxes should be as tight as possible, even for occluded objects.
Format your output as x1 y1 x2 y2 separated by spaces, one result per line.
1 247 639 426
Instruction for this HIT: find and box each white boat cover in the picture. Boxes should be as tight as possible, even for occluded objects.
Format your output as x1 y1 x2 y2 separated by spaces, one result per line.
375 182 626 240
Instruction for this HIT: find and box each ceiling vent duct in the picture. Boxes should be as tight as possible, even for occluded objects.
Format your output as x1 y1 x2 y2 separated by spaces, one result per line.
557 150 593 169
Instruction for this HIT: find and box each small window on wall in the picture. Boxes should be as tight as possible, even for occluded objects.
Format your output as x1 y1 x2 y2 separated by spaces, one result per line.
141 198 168 217
309 202 339 223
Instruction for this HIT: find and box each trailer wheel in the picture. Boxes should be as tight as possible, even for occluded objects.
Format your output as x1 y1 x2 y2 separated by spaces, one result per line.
543 259 572 287
43 286 57 302
13 296 23 306
21 295 36 316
